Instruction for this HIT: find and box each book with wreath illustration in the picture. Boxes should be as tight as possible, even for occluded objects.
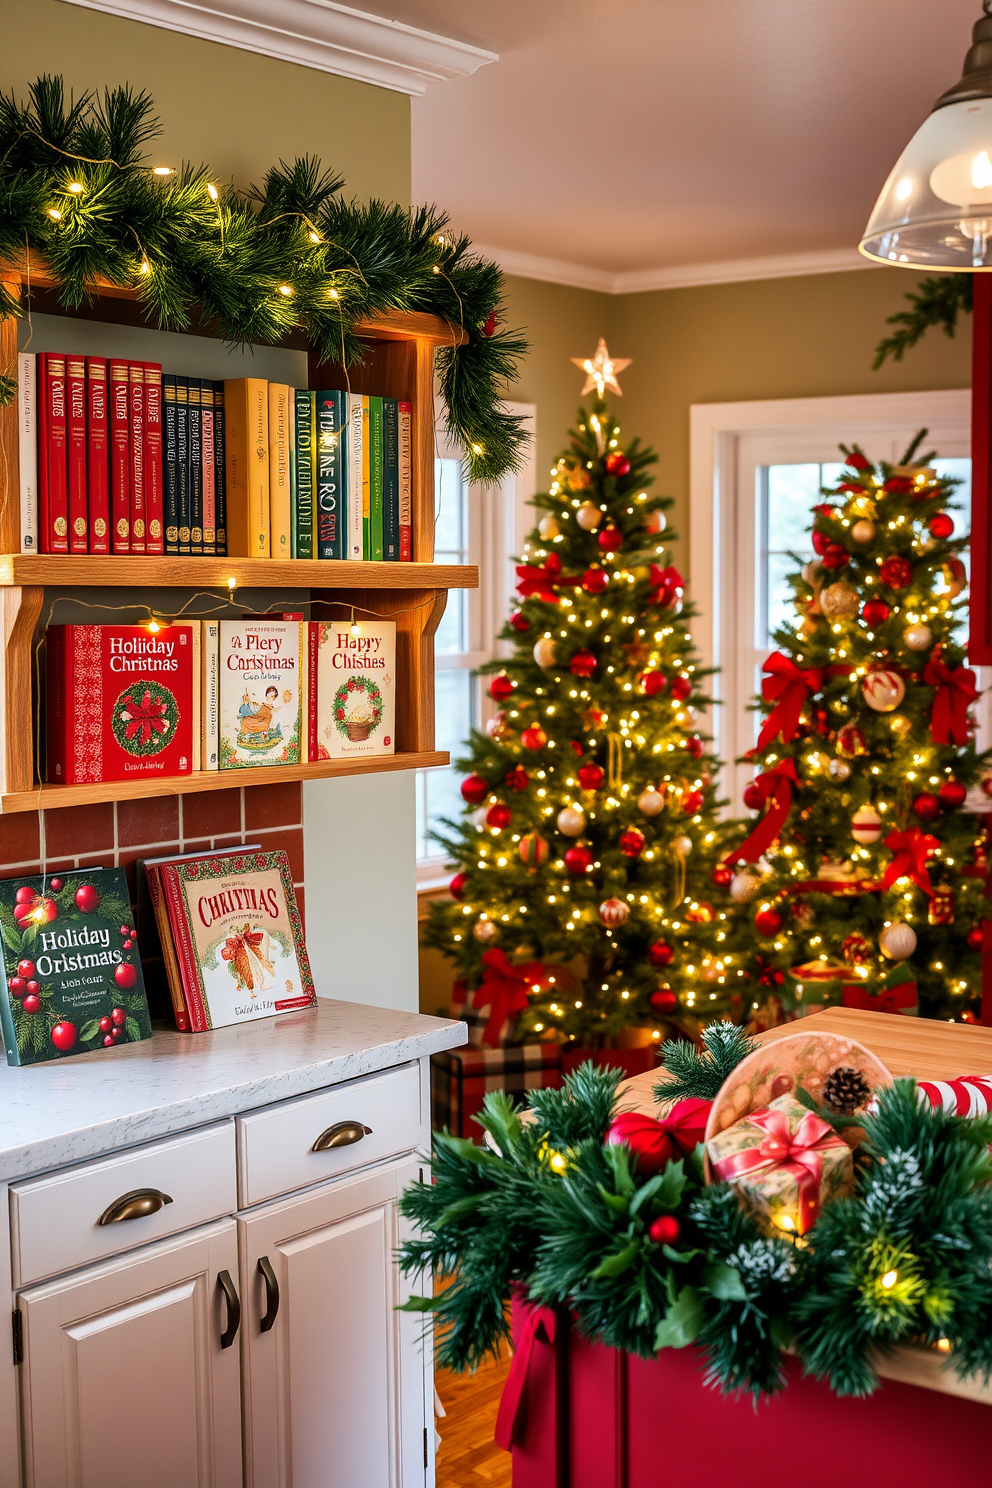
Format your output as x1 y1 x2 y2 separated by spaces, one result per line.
308 619 396 760
218 617 306 769
156 849 315 1031
0 868 151 1065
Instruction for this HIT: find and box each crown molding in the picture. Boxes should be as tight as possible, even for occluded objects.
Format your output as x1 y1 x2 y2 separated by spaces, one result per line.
59 0 498 95
484 243 873 295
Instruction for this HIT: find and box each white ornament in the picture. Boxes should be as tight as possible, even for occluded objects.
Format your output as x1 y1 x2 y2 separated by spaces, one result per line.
820 581 860 619
850 519 876 544
851 805 883 845
644 509 667 535
671 835 693 858
903 623 933 652
879 921 917 961
862 669 906 713
730 870 762 903
533 637 558 668
598 897 630 927
801 560 824 586
828 757 851 782
486 711 507 740
538 514 560 540
637 787 665 817
470 808 487 830
473 919 497 943
556 807 587 837
576 501 602 532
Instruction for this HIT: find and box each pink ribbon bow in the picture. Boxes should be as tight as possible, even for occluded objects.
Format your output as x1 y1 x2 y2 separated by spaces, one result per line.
711 1106 842 1235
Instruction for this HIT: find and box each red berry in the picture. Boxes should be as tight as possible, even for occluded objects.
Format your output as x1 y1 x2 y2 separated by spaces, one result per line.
938 779 968 809
449 872 468 901
489 673 515 703
649 1214 681 1245
967 925 984 951
99 1016 112 1032
509 611 529 633
648 941 674 968
123 940 133 951
111 1006 127 1025
120 925 129 936
912 792 940 822
582 567 609 595
597 526 622 552
16 959 35 979
564 845 593 876
74 884 100 914
111 1027 122 1040
114 961 138 990
485 802 512 830
104 1035 114 1047
755 908 783 937
461 774 488 806
577 763 605 791
650 989 678 1015
8 976 26 997
25 981 39 996
604 452 631 478
51 1021 77 1051
14 886 34 905
928 513 954 540
21 994 40 1014
49 878 62 892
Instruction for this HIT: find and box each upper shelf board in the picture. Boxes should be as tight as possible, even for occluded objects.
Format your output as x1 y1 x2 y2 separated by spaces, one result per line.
0 556 479 590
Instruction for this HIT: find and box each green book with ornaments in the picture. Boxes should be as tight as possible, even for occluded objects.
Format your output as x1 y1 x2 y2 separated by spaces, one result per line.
0 869 152 1065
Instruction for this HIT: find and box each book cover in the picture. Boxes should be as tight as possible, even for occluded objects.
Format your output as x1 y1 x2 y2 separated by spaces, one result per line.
218 618 304 769
368 394 384 561
268 383 292 558
175 621 201 772
163 374 179 553
109 358 130 553
316 389 345 559
143 363 164 554
202 619 220 770
398 399 413 561
175 377 190 554
201 381 216 556
224 378 270 557
157 850 314 1032
361 394 371 558
383 396 399 562
0 868 151 1066
310 619 395 760
86 358 110 555
66 355 88 554
346 391 364 561
187 378 203 556
128 362 146 553
213 380 227 556
17 353 37 553
293 389 314 560
40 353 68 554
46 624 196 785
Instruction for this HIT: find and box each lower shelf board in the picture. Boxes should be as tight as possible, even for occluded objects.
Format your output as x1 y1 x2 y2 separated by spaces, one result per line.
3 751 450 813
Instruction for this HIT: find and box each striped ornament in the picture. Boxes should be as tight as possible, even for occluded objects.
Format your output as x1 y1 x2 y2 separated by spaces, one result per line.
917 1076 992 1117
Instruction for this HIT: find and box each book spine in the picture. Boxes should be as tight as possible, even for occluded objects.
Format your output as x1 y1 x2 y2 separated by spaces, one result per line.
86 358 109 555
316 390 344 560
45 625 68 784
398 399 413 561
346 393 364 561
143 864 191 1033
268 383 292 558
202 619 220 770
361 395 370 558
35 353 49 553
383 396 399 562
66 356 87 554
175 378 190 554
187 378 203 556
200 382 216 557
17 353 37 554
128 362 146 553
223 379 270 557
109 359 130 553
43 353 69 554
293 390 314 560
175 621 201 771
288 404 297 559
212 381 227 556
162 375 179 554
158 865 208 1032
0 961 21 1064
143 364 164 554
307 620 319 761
369 395 384 561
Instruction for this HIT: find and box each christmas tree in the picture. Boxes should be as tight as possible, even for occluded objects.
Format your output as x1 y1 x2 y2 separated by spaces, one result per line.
423 343 738 1048
725 435 990 1024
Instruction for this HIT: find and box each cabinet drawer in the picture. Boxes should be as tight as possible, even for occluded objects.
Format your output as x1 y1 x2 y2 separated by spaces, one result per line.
237 1063 423 1207
10 1121 237 1287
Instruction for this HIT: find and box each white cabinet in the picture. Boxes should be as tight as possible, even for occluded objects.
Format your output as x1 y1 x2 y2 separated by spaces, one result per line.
17 1219 243 1488
239 1158 429 1488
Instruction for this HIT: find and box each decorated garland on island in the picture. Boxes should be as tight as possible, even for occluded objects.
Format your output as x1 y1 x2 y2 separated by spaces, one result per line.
399 1023 992 1404
0 77 528 482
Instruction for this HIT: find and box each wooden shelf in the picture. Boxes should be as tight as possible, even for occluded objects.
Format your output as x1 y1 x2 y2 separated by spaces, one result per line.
1 751 449 814
0 556 478 590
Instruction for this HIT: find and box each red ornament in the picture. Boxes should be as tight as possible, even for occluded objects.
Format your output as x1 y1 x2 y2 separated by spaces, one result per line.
449 872 468 901
847 451 871 471
641 670 666 696
577 762 606 790
485 802 512 829
15 894 57 927
51 1021 77 1051
7 977 25 998
928 513 954 540
649 988 678 1016
862 599 890 627
837 725 868 757
569 650 597 679
648 1214 681 1245
822 547 849 570
879 555 913 590
111 1006 127 1025
681 790 703 814
582 567 609 595
604 452 631 477
74 883 101 914
519 832 550 868
48 878 62 892
461 774 488 805
811 529 830 556
564 845 593 875
938 779 968 809
619 827 646 858
912 792 940 823
521 725 547 751
509 610 529 633
114 963 138 991
711 864 734 887
505 764 529 792
597 526 622 551
16 959 34 979
743 782 764 810
648 941 674 968
669 676 692 702
21 994 39 1014
489 673 515 703
686 736 704 759
967 925 985 951
754 908 783 937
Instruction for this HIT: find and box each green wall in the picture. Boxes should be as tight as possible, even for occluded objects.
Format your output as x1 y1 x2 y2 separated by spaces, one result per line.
2 0 410 203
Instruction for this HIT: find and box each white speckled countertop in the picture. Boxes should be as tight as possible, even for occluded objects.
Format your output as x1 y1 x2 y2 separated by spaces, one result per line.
0 998 466 1181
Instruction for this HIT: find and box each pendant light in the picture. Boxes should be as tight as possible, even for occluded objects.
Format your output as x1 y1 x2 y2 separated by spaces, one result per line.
860 1 992 270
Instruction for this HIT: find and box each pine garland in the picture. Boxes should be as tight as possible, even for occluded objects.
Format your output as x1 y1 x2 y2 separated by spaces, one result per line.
873 274 972 369
653 1020 757 1104
0 77 528 481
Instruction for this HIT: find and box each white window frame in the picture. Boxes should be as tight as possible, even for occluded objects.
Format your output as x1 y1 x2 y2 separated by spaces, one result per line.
688 389 981 813
416 401 537 886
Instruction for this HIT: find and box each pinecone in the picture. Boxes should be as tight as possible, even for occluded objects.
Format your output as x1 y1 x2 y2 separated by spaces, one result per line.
823 1065 871 1114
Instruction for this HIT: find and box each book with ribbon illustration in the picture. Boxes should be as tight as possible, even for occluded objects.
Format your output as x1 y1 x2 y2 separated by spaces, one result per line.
156 849 315 1031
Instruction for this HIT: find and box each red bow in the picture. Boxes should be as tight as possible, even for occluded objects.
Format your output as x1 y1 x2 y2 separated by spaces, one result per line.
472 949 549 1047
495 1290 557 1451
516 552 562 604
605 1098 711 1175
726 759 800 864
120 690 170 746
842 981 918 1016
757 653 824 751
648 564 684 609
881 827 939 897
922 657 979 745
711 1106 843 1234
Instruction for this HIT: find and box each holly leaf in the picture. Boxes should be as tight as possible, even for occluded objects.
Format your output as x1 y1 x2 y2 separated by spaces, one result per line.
79 1019 102 1043
656 1158 687 1209
397 1295 438 1313
596 1184 630 1216
655 1285 704 1350
20 925 38 949
700 1261 747 1301
591 1238 641 1280
629 1173 664 1217
1 923 23 954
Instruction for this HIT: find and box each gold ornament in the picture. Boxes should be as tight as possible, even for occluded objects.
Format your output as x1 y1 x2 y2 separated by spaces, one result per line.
556 806 586 837
473 919 497 943
850 519 876 544
671 834 693 858
538 514 560 540
533 637 558 668
828 757 851 782
637 787 665 816
571 339 631 398
576 501 602 531
820 581 860 619
903 623 933 651
862 669 905 713
879 921 917 960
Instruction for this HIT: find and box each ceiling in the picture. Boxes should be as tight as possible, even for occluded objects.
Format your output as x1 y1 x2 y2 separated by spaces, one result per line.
375 0 982 285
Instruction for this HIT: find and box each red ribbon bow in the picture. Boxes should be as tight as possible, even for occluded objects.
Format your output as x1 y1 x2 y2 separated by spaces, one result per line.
842 980 918 1016
757 653 824 751
711 1106 842 1234
605 1098 712 1175
726 759 800 864
648 564 684 609
922 657 979 745
516 553 563 604
495 1291 557 1451
881 827 939 897
120 690 170 746
472 949 548 1047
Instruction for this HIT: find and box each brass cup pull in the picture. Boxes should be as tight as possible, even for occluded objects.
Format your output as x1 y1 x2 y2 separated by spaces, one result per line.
98 1188 174 1226
257 1256 280 1333
218 1269 241 1349
311 1120 372 1153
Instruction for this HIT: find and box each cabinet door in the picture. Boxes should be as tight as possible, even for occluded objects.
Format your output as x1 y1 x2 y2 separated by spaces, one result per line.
18 1219 243 1488
240 1158 429 1488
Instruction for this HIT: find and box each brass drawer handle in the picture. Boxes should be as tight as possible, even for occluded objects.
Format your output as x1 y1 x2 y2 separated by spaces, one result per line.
311 1120 372 1153
218 1269 241 1349
258 1255 279 1333
98 1188 174 1226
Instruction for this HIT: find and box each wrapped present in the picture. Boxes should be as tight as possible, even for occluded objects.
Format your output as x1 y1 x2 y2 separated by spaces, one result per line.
431 1042 562 1138
706 1092 853 1235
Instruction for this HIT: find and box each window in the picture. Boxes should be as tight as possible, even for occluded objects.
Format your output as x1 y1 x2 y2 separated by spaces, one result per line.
416 405 536 883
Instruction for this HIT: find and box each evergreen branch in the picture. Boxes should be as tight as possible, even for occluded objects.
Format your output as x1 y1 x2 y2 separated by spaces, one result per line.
873 274 972 368
654 1021 758 1105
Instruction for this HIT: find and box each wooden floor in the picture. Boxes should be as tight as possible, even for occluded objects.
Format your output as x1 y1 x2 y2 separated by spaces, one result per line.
435 1348 512 1487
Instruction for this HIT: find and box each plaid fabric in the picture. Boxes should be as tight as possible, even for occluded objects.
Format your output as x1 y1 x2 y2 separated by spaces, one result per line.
432 1043 562 1137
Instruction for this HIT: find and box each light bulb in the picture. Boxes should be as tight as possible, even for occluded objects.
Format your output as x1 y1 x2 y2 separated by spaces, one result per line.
207 184 219 202
880 1269 898 1290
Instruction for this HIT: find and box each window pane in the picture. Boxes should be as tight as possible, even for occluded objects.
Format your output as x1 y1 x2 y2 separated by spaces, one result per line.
767 464 821 544
934 457 971 538
434 458 466 555
418 669 475 861
434 590 466 656
766 552 802 640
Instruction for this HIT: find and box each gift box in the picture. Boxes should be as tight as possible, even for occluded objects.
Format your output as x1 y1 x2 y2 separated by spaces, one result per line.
706 1092 853 1235
431 1042 562 1138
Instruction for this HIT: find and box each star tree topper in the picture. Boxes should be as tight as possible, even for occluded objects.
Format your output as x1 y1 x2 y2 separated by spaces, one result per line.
572 339 631 398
